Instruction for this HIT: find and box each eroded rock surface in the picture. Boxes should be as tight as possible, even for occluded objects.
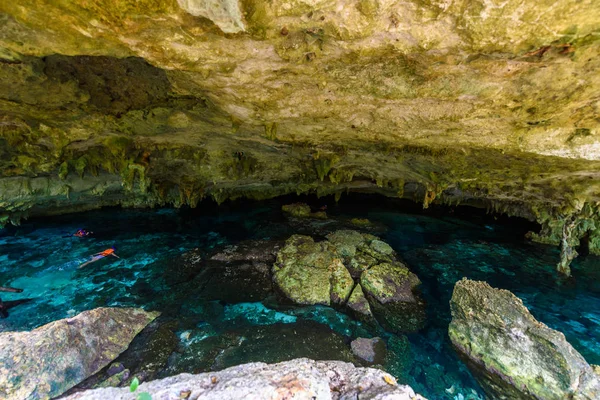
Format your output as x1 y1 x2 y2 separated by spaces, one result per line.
0 307 159 400
449 279 600 400
63 358 425 400
0 0 599 264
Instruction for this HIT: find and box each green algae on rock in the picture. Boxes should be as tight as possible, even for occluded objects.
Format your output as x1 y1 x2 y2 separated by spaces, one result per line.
346 283 377 325
281 202 327 219
449 279 600 400
272 234 351 305
273 230 426 332
361 262 426 333
0 307 159 400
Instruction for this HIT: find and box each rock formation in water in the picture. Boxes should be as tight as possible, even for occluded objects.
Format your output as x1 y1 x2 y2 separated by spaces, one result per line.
273 229 426 332
449 278 600 400
62 358 425 400
1 0 599 273
0 307 159 400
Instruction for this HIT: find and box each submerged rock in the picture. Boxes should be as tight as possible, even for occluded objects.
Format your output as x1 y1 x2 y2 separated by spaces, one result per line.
0 307 159 400
163 247 203 286
211 322 357 370
351 337 387 365
361 262 426 333
63 358 425 400
449 279 600 400
209 240 282 264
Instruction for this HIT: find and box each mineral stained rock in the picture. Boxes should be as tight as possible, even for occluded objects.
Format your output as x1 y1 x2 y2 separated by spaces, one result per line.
62 358 426 400
449 279 600 400
1 0 600 263
0 307 159 400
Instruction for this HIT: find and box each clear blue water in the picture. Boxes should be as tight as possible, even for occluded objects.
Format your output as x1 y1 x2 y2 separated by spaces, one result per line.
1 196 599 400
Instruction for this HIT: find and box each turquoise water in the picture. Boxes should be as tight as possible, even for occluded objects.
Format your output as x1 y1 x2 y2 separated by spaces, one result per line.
1 196 599 399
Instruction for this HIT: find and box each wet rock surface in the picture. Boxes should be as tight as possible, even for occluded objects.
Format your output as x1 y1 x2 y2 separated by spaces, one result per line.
63 358 425 400
449 278 600 400
0 307 159 400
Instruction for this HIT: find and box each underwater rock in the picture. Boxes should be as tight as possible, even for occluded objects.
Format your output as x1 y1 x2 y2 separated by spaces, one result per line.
351 337 387 366
115 320 179 382
209 240 282 264
163 248 203 286
211 322 357 370
0 307 159 400
449 279 600 400
159 332 242 378
198 260 274 303
272 235 352 305
62 358 425 400
360 262 426 333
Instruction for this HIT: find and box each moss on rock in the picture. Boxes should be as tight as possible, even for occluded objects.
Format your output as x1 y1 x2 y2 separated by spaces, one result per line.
360 263 426 333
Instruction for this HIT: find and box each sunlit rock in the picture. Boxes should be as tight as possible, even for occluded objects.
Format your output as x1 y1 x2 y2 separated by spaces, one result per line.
62 358 425 400
449 279 600 400
0 307 159 400
177 0 246 33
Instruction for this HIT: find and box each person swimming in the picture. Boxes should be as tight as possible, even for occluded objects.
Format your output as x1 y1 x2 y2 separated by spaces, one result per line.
72 229 93 238
78 247 119 269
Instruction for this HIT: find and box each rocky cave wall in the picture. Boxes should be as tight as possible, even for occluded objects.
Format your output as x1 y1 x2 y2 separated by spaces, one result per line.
1 0 600 256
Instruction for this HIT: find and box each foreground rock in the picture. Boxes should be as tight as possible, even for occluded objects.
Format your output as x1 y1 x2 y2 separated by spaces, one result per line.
0 307 159 400
449 279 600 400
63 358 425 400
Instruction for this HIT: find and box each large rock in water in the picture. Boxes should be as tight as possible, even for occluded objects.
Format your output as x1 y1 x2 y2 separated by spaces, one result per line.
272 234 353 306
449 279 600 400
63 358 426 400
273 230 425 332
0 307 159 400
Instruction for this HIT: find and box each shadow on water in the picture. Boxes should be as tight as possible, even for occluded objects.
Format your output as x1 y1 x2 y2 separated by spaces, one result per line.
1 194 599 399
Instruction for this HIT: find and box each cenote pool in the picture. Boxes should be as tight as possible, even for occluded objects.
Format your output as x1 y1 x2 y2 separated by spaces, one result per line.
1 195 599 400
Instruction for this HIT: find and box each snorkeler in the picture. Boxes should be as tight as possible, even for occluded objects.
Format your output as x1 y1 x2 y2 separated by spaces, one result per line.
73 229 93 237
78 247 120 269
64 229 93 238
